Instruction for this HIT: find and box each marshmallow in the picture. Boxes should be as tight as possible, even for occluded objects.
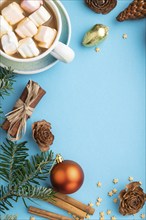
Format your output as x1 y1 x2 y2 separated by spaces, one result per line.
15 18 38 38
18 37 40 58
21 0 43 13
1 31 18 55
0 15 12 38
34 26 57 49
1 2 24 25
29 6 51 27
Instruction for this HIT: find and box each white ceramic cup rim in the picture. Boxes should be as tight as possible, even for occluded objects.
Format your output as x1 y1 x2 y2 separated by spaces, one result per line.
0 0 62 63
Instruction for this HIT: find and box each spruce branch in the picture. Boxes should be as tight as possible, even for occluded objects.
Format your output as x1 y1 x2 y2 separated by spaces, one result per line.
0 139 28 184
14 185 55 202
0 67 16 121
13 151 54 187
0 185 16 213
1 214 17 220
0 139 55 213
0 67 16 99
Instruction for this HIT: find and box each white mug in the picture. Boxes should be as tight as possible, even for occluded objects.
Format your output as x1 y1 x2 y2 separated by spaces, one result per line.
0 0 75 63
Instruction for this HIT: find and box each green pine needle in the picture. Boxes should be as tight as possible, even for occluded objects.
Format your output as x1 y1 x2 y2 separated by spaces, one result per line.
0 139 55 213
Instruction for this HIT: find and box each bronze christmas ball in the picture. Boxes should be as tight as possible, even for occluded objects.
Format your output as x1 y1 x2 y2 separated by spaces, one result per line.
50 160 84 194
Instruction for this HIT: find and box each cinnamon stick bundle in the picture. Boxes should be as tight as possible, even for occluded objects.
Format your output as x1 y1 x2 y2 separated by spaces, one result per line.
47 193 95 219
29 192 94 219
2 80 46 139
28 206 72 220
55 192 95 215
48 197 87 219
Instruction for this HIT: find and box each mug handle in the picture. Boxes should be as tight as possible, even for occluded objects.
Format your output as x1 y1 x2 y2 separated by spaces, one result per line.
50 42 75 63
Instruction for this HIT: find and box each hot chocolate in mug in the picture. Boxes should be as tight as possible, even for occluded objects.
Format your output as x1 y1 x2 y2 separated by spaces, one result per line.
0 0 75 63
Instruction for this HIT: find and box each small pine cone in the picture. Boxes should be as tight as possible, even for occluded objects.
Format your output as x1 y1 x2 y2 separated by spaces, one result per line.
117 0 146 22
85 0 117 14
119 182 146 215
32 120 54 152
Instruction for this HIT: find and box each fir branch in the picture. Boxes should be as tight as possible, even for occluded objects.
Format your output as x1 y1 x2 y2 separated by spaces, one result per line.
15 151 54 186
14 185 55 202
0 106 3 115
1 214 17 220
0 185 16 213
0 67 16 99
0 139 55 213
0 139 28 185
0 67 16 121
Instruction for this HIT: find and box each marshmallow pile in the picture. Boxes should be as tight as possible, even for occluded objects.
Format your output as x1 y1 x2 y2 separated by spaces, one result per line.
0 0 57 58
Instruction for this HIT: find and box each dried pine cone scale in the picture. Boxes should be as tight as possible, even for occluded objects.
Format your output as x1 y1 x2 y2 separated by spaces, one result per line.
117 0 146 21
85 0 117 14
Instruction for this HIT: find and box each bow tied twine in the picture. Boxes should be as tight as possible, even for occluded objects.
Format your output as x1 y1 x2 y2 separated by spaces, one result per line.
5 80 40 141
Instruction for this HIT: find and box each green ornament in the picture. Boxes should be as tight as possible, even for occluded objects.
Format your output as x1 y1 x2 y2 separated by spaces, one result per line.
82 24 109 47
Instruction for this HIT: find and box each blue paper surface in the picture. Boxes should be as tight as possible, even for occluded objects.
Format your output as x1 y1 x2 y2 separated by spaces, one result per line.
1 0 146 219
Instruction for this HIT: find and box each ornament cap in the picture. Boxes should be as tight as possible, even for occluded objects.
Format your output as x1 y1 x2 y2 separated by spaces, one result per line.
55 154 64 163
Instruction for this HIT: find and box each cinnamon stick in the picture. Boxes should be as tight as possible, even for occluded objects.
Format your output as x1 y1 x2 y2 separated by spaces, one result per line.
28 206 72 220
55 192 95 215
2 80 46 138
48 197 87 219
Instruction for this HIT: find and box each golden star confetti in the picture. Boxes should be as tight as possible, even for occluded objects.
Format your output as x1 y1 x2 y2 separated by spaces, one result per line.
100 217 104 220
88 202 94 207
113 198 118 203
95 47 100 52
107 210 112 215
122 33 128 39
140 214 145 219
97 181 102 187
100 212 104 217
30 217 35 220
113 178 119 184
112 188 117 194
108 191 113 197
128 176 134 181
72 215 80 220
86 214 90 219
96 201 100 206
97 197 102 203
111 216 116 220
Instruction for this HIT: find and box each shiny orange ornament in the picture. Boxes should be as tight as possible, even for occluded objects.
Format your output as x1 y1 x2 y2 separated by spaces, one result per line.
50 155 84 194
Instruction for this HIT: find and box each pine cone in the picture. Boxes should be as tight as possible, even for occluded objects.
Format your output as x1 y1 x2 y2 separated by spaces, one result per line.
117 0 146 22
119 182 146 215
32 120 54 152
85 0 117 14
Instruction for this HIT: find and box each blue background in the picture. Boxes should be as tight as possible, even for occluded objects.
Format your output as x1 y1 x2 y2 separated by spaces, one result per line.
1 0 146 219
